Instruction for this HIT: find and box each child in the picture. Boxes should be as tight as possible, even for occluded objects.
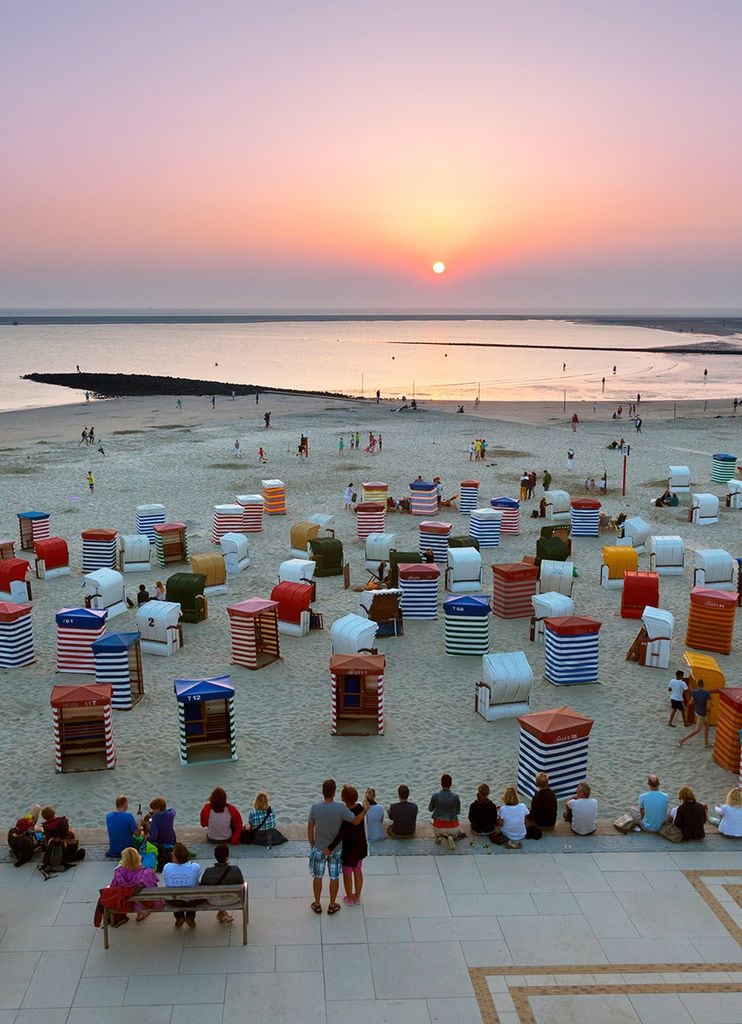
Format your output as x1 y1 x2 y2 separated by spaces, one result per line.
132 818 159 870
86 470 95 493
327 785 367 906
258 446 267 463
343 482 354 510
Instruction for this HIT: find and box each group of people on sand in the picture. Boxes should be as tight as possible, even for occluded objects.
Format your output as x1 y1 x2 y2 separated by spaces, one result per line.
467 438 489 460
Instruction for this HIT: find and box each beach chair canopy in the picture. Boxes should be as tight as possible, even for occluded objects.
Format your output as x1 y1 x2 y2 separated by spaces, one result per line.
365 533 398 563
51 683 112 708
55 607 108 629
174 675 234 702
91 631 140 654
166 572 206 606
641 606 674 640
447 547 482 579
270 581 312 624
309 537 344 575
34 537 68 568
0 558 30 588
482 652 534 702
82 568 125 601
291 521 320 551
532 592 575 619
331 613 379 654
136 600 181 640
278 558 315 583
220 532 249 559
190 552 226 588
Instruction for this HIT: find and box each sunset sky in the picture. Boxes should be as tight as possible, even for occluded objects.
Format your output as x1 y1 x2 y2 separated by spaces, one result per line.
2 1 741 310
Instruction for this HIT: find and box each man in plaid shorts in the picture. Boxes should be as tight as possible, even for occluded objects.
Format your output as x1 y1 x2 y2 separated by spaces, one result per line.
307 779 367 915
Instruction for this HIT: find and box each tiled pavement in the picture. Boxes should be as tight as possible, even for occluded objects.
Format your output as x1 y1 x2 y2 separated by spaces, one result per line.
0 840 741 1023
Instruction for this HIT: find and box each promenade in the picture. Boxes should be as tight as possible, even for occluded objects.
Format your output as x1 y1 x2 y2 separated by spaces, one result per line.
2 834 741 1023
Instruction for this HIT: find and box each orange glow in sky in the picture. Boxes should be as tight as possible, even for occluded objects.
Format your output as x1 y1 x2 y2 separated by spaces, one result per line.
1 2 741 308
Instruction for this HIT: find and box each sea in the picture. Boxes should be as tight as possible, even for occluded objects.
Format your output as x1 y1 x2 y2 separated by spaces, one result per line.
0 316 739 413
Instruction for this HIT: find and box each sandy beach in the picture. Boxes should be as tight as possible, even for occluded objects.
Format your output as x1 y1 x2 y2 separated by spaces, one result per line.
0 390 740 830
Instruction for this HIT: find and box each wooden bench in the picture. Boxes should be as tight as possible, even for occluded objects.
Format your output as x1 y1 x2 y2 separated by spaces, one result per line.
102 883 248 948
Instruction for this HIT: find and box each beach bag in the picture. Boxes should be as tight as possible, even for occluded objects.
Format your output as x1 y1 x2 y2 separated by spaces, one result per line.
525 824 542 841
239 827 254 845
658 821 683 844
254 828 288 848
613 814 636 834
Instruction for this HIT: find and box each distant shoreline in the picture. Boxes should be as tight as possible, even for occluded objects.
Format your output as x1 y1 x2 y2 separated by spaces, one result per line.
2 312 742 338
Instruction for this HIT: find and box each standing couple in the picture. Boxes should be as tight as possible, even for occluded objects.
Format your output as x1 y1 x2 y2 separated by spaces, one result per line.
307 779 369 914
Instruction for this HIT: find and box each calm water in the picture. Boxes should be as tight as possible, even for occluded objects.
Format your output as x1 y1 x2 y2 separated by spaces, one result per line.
0 318 737 412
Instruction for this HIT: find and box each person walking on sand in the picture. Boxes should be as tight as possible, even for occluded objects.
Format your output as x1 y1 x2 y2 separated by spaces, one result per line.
258 446 267 463
264 412 271 428
355 430 360 449
343 483 354 510
378 433 382 452
566 448 575 471
211 395 216 409
98 440 106 457
79 428 88 446
678 680 712 748
88 426 95 445
338 436 344 456
571 412 579 432
668 669 689 727
635 416 642 433
86 470 95 494
602 377 606 391
542 469 552 491
233 439 242 458
176 399 182 409
85 390 90 402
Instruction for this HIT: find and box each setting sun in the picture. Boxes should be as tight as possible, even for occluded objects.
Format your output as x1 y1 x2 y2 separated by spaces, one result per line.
432 261 446 274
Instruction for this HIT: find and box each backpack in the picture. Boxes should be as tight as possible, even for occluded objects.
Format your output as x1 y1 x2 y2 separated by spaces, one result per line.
38 839 70 879
37 837 85 879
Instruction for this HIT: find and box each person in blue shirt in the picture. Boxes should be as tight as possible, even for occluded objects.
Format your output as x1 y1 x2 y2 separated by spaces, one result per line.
678 681 713 749
105 795 138 859
636 775 669 833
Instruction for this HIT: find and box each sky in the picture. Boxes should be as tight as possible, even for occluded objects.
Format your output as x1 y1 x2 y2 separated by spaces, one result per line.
2 1 742 310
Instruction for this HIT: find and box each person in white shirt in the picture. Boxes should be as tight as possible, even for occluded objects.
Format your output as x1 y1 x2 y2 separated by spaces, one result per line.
495 785 529 849
667 670 689 727
716 787 742 838
563 781 598 835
